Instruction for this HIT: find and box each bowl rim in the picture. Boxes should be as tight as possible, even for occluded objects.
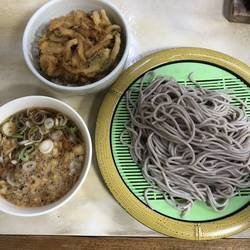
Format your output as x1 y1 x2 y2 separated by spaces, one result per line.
0 95 92 216
22 0 130 92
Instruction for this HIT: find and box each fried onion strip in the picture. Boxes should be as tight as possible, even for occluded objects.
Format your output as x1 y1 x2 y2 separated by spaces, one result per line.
110 33 121 61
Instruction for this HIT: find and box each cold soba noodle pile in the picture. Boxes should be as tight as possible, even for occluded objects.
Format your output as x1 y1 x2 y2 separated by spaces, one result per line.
0 109 85 207
121 72 250 214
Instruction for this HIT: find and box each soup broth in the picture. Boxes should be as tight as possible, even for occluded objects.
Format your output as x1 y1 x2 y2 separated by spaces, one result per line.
0 108 85 207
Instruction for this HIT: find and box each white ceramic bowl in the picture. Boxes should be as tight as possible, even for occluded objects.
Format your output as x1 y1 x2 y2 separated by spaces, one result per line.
0 96 92 216
23 0 129 94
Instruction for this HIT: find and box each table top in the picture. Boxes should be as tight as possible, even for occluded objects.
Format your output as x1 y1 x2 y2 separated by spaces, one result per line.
1 236 250 250
0 0 249 237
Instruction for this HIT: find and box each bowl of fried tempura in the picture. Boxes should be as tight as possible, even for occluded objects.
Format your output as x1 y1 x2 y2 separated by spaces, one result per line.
23 0 129 94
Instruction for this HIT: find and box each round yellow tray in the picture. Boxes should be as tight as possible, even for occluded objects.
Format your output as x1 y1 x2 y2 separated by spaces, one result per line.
95 47 250 240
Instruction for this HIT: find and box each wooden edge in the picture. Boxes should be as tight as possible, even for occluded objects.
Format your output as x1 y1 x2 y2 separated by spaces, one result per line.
95 47 250 240
0 236 250 250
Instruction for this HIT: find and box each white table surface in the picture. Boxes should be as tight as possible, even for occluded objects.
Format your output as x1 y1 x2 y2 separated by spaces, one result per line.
0 0 249 237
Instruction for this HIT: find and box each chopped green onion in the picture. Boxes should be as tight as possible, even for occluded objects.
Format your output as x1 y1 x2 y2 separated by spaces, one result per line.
24 141 35 146
18 145 34 162
25 121 31 128
67 126 77 135
28 126 43 142
2 121 16 136
51 130 63 141
16 119 27 134
30 110 47 125
39 139 54 154
11 134 24 139
44 118 54 130
55 114 68 127
11 160 18 165
18 140 30 145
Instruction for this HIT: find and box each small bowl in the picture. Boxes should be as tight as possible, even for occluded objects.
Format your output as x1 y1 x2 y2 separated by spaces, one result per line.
0 96 92 216
22 0 130 94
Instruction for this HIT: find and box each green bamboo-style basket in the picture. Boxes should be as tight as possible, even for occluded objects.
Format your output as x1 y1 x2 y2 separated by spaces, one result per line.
95 48 250 240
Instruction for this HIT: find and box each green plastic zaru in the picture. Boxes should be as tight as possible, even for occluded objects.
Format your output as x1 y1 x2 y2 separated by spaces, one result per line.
111 61 250 221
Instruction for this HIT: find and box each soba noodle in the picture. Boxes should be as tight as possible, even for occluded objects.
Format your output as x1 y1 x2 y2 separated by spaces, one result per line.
121 72 250 214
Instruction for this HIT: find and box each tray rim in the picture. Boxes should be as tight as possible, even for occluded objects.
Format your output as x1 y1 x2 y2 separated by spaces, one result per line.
95 47 250 240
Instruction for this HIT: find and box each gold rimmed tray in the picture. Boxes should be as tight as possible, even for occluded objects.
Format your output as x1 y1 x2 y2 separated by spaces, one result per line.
95 47 250 240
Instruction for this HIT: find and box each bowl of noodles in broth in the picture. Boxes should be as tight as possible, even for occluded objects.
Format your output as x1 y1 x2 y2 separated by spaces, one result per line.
0 96 92 216
22 0 129 94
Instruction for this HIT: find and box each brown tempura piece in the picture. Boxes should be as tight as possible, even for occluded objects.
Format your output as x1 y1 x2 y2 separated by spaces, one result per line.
38 9 122 85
